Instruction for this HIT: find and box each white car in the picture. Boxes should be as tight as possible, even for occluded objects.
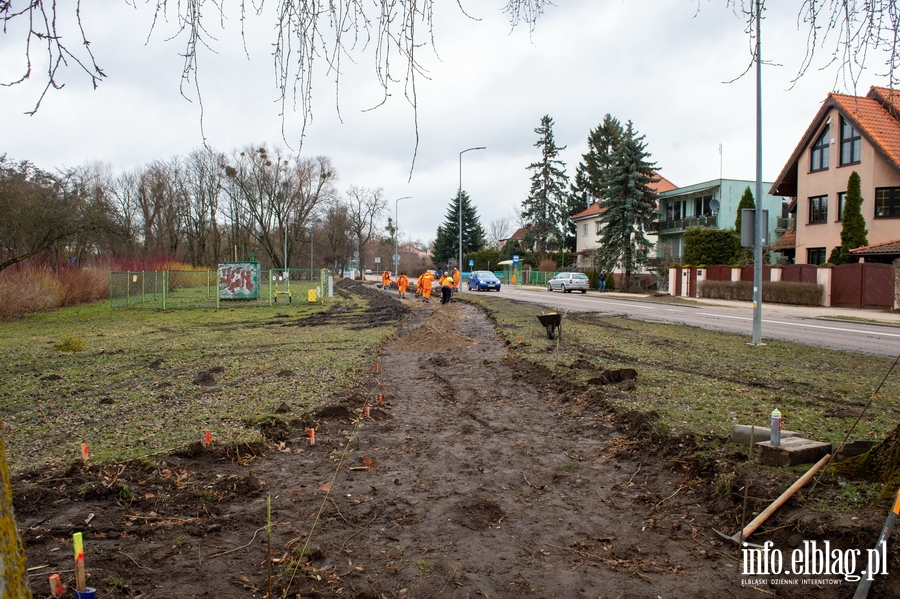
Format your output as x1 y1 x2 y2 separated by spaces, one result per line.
547 272 589 293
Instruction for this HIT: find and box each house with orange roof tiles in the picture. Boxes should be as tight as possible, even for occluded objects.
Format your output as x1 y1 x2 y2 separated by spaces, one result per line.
770 86 900 265
569 174 676 269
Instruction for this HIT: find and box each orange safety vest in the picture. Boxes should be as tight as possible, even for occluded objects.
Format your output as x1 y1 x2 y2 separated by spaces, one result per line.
420 272 435 293
397 274 409 290
453 270 460 286
382 272 391 286
440 276 453 288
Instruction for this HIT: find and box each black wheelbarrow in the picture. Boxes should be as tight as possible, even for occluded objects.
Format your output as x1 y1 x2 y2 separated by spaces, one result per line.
537 312 562 340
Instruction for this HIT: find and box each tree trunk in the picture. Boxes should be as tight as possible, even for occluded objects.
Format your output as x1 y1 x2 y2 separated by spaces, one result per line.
0 429 31 597
833 423 900 496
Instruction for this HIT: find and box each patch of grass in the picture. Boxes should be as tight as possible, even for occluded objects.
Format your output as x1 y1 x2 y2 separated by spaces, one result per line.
0 293 395 474
414 557 433 576
54 335 86 352
464 294 900 446
561 460 582 472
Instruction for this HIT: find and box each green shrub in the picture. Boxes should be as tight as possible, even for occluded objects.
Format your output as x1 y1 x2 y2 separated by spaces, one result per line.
605 273 616 291
54 335 86 352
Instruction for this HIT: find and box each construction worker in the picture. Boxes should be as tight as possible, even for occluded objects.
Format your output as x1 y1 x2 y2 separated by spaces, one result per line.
439 271 454 304
452 268 461 293
419 270 435 303
381 270 391 289
397 272 409 299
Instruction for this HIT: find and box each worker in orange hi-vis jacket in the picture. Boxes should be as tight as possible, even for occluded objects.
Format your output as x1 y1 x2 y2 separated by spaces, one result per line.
452 268 461 293
397 272 409 299
381 270 391 289
419 270 435 303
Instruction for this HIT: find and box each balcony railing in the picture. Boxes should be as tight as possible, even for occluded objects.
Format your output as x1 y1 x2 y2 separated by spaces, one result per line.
655 214 718 233
776 217 795 231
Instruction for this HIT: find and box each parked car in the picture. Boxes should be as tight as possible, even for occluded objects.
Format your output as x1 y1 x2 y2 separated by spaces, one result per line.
547 272 589 293
364 269 373 275
467 271 502 291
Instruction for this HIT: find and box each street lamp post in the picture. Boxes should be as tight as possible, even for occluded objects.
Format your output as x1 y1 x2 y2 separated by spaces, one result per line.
394 196 411 276
458 146 486 274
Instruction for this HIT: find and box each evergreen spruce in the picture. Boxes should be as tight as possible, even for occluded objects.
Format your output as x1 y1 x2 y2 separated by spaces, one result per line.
831 171 868 264
568 115 624 248
521 115 570 261
596 121 659 279
431 190 485 267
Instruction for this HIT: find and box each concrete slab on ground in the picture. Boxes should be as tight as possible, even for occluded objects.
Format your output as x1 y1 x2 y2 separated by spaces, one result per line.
755 436 831 467
732 425 799 445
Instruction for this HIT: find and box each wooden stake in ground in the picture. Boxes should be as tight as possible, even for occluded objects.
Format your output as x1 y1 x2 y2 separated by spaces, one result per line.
49 573 62 597
73 532 86 592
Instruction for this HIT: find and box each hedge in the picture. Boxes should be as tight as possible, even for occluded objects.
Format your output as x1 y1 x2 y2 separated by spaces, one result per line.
699 280 823 306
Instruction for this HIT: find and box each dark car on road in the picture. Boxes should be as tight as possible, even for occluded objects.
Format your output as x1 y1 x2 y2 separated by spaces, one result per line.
467 271 502 292
547 272 589 293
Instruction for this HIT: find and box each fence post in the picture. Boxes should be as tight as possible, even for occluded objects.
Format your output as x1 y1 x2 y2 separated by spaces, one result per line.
163 271 168 310
216 267 220 310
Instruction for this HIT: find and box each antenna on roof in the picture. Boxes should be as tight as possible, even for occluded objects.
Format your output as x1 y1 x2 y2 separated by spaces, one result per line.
719 143 723 180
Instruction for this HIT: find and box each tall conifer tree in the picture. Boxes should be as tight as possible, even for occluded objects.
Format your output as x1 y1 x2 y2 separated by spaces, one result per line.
568 115 624 251
431 190 485 266
521 115 569 260
596 121 659 278
830 170 868 264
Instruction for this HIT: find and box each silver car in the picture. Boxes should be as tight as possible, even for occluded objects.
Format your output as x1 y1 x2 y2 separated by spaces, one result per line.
547 272 589 293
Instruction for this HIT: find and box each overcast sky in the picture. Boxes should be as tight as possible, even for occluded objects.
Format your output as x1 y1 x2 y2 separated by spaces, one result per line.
0 0 892 245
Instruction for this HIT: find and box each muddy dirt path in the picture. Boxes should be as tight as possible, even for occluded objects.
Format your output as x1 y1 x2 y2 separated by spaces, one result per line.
17 291 872 598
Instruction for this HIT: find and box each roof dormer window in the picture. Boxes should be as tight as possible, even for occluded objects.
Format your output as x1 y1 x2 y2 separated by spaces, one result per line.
811 125 829 172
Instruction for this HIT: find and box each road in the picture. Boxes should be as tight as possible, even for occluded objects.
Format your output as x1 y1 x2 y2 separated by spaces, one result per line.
464 285 900 357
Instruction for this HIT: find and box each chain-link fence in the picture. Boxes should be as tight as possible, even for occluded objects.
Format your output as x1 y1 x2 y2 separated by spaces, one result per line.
110 268 329 309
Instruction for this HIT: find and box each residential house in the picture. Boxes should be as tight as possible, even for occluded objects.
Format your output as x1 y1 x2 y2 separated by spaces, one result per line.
655 178 784 263
570 175 677 269
770 86 900 264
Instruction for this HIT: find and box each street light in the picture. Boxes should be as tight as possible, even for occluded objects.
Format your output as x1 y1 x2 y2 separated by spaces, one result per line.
459 146 486 274
394 196 411 276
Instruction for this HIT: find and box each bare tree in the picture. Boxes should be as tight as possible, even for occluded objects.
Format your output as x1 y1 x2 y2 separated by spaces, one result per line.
4 2 898 133
486 216 514 249
183 147 226 266
222 146 336 268
344 185 387 276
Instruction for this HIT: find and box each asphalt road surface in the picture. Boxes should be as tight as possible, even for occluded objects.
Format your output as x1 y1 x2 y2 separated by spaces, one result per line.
467 285 900 357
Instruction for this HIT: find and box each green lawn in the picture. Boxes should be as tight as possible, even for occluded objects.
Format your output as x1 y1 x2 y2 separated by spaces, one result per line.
0 296 393 474
464 294 900 445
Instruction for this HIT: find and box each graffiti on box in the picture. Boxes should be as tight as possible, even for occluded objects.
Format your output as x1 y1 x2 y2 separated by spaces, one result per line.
219 263 260 300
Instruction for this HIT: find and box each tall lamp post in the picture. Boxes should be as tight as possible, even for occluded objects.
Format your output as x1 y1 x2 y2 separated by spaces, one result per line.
394 196 411 276
458 146 486 274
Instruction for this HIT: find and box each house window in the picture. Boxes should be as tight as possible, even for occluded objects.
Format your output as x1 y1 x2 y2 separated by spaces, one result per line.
595 221 602 234
583 223 588 236
840 118 861 165
837 192 846 221
807 247 827 265
694 195 713 216
666 200 685 221
875 187 900 218
809 195 828 223
811 126 829 172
